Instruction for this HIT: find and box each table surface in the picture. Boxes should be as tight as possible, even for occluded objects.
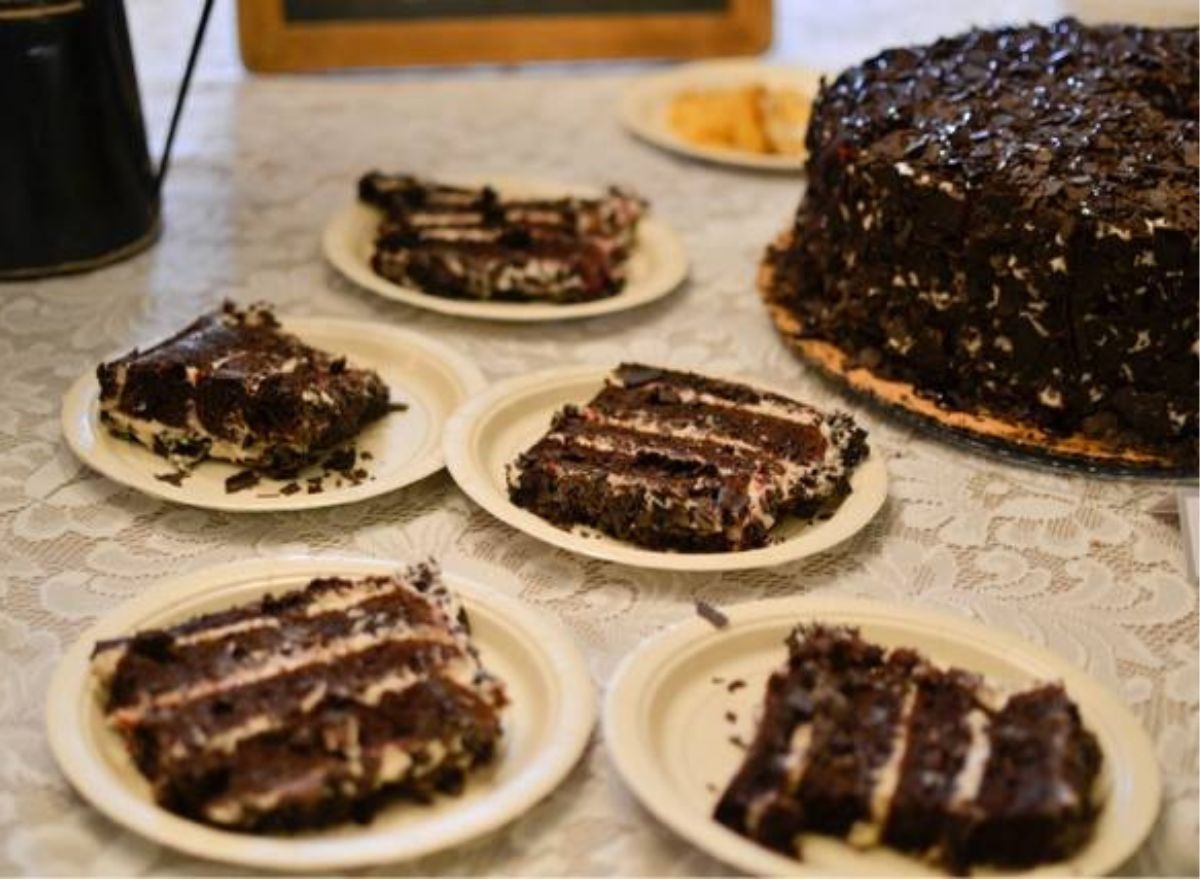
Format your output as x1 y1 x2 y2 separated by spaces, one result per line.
1 0 1197 875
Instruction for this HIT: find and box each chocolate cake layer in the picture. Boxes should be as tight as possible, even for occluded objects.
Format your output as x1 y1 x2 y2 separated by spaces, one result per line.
359 172 645 303
715 625 1102 872
90 564 507 833
881 667 980 855
96 302 391 477
506 363 869 553
763 19 1198 463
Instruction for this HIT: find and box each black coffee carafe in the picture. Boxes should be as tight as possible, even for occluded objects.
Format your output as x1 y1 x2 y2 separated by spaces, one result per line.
0 0 213 279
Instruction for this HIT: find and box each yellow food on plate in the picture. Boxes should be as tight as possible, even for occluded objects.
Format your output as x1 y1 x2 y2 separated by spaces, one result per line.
666 85 811 157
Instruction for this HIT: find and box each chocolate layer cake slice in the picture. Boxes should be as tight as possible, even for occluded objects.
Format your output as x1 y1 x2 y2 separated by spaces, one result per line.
507 364 869 553
716 626 1102 872
90 563 507 832
97 302 391 477
359 172 646 304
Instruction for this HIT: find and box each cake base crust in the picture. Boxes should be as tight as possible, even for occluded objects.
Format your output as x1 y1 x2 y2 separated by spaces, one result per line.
760 234 1195 478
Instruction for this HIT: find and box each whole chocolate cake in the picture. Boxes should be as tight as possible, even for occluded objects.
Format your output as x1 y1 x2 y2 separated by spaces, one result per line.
90 564 507 832
762 18 1198 467
716 625 1103 872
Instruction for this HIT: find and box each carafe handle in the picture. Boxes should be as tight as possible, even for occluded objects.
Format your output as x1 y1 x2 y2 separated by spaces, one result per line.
154 0 216 193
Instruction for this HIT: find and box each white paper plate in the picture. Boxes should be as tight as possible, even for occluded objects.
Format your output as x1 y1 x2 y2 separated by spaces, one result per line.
61 317 485 512
322 176 688 321
443 365 888 572
46 556 596 872
604 596 1161 877
620 60 824 172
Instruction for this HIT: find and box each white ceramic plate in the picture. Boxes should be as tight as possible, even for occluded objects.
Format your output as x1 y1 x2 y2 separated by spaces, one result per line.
46 556 595 872
322 176 688 322
604 596 1161 877
443 365 888 572
620 60 824 172
61 317 485 512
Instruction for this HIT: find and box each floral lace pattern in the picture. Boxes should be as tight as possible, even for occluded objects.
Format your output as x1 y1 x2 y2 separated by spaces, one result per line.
0 9 1196 874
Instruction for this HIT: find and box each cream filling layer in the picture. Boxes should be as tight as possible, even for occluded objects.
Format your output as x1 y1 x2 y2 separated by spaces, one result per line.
949 709 991 808
100 405 268 467
176 617 280 647
300 576 450 620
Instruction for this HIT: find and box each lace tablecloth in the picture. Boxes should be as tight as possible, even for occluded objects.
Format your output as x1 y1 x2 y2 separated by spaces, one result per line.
1 4 1197 875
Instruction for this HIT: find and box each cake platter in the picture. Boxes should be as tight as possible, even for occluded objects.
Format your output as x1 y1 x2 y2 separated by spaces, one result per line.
61 316 486 512
604 595 1161 877
443 365 888 572
759 239 1197 480
323 176 688 322
46 555 596 872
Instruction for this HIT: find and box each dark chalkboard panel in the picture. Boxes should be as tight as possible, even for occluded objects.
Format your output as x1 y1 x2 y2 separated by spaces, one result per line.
239 0 770 71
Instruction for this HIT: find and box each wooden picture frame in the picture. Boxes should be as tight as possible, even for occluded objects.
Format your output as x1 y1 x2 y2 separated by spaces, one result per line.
237 0 772 71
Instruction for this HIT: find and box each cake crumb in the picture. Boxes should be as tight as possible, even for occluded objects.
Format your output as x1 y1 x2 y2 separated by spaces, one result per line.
727 679 746 693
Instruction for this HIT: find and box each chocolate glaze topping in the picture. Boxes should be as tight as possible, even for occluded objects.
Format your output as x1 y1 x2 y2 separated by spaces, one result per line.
765 18 1198 463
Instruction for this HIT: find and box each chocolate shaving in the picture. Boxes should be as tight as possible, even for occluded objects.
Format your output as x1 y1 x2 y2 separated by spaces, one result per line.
727 679 747 693
224 469 261 494
695 600 729 629
154 471 188 487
